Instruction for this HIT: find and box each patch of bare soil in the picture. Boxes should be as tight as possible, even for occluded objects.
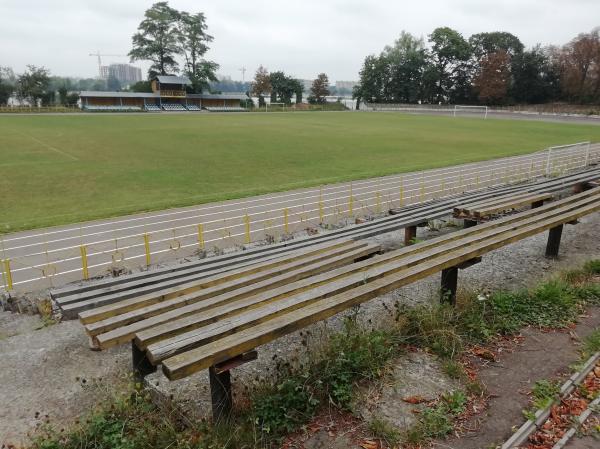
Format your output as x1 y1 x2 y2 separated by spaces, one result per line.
0 318 129 447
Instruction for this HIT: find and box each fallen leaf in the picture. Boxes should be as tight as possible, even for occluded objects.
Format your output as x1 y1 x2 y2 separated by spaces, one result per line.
361 439 378 449
402 395 427 404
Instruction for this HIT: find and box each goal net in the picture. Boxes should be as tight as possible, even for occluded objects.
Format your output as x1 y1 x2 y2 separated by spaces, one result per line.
453 105 489 119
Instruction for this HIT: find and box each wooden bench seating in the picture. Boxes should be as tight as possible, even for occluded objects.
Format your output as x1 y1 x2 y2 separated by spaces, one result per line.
53 168 600 319
77 187 600 420
153 187 600 379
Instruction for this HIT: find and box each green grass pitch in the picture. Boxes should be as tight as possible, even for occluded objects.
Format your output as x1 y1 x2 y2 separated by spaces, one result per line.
1 112 599 233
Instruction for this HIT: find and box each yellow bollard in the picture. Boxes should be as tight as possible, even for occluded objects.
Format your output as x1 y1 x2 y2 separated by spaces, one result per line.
244 214 251 244
441 178 446 196
143 234 151 266
197 224 205 250
376 192 382 213
80 246 89 280
419 182 425 202
283 208 289 233
2 259 13 291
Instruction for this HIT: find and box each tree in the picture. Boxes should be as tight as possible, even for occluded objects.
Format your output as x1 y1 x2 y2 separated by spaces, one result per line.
129 2 181 77
559 29 600 103
251 65 271 107
428 27 472 102
130 80 153 92
473 50 511 104
291 78 304 104
57 85 68 105
0 67 16 105
269 71 299 105
469 32 524 61
511 45 560 104
16 65 51 106
310 73 330 103
353 54 389 104
382 31 429 103
107 74 121 91
177 11 218 93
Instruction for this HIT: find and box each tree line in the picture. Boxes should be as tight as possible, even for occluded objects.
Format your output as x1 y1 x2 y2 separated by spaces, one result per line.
0 65 88 106
353 27 600 106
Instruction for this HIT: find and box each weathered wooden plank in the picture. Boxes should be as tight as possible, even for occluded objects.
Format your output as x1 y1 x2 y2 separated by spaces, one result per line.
90 243 381 347
453 191 534 215
472 193 553 218
76 240 359 323
161 194 600 379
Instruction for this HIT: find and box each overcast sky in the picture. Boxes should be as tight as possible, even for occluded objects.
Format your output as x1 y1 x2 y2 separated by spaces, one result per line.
1 0 599 82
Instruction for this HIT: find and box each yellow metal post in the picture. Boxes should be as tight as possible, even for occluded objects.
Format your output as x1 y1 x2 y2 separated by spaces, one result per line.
283 208 289 233
376 192 382 214
318 201 324 224
80 245 89 280
529 160 534 179
197 224 205 250
348 183 354 217
2 259 13 291
244 214 251 244
143 234 151 266
399 180 404 207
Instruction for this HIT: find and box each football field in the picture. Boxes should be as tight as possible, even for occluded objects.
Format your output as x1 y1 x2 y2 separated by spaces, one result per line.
1 111 600 232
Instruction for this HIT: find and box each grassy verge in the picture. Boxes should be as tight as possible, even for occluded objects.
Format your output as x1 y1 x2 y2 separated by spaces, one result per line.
31 260 600 449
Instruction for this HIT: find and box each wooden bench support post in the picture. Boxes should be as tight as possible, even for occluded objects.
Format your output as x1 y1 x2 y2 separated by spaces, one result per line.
441 267 458 306
209 366 233 422
208 351 257 423
404 225 417 246
545 224 564 258
464 219 478 228
132 341 156 380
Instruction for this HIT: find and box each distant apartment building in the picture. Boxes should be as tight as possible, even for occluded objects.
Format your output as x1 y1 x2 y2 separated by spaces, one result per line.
335 81 357 91
100 63 142 85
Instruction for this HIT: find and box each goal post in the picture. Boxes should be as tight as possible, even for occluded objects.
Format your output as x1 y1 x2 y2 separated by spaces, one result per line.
453 105 489 119
266 102 286 112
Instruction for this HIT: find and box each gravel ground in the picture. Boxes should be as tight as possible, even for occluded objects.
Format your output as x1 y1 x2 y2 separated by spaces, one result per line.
1 212 599 446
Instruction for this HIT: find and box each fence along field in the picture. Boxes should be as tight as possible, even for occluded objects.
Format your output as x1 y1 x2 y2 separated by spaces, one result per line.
1 140 598 294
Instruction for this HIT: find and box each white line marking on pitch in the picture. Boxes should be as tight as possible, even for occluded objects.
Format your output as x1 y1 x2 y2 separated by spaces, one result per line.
18 131 79 161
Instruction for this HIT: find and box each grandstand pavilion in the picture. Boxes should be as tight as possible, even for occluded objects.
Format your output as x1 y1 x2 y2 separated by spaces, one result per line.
79 75 247 112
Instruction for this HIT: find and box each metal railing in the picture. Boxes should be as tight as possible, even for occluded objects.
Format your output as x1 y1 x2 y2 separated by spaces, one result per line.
1 142 598 294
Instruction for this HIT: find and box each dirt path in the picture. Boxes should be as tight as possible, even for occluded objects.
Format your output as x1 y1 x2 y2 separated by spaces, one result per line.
438 309 600 449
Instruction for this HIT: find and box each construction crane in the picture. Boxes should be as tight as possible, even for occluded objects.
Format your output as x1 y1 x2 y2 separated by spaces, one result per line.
89 51 128 78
